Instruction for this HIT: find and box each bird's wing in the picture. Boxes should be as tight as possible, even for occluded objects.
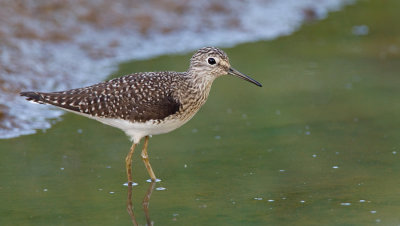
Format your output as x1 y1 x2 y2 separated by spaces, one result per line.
20 73 182 122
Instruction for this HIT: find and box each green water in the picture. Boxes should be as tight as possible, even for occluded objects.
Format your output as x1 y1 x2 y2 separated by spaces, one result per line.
1 1 400 225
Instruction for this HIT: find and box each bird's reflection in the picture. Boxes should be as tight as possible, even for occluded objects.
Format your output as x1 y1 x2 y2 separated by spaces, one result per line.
126 181 156 226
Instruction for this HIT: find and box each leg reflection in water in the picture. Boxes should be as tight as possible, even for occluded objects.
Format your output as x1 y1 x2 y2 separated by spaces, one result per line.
126 181 156 226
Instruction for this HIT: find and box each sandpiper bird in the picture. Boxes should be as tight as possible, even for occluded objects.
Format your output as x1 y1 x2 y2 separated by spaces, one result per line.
20 47 262 182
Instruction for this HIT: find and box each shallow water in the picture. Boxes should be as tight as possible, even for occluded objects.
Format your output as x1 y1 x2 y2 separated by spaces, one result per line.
1 1 400 225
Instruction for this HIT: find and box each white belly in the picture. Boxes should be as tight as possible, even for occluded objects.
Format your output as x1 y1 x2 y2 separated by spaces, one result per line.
60 104 199 144
95 117 189 143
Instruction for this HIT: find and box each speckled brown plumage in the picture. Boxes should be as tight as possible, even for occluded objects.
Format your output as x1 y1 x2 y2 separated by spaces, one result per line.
21 72 183 123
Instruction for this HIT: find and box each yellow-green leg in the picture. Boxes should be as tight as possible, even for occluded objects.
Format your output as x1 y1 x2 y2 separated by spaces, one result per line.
125 142 137 182
141 136 157 181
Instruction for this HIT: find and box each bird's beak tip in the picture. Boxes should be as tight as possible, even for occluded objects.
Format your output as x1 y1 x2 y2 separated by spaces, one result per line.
228 67 262 87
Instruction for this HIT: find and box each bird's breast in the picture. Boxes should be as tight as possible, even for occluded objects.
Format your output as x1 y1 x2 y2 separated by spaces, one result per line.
175 81 212 121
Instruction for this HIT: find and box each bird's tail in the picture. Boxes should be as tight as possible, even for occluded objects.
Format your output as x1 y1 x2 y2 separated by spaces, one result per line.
20 91 81 112
20 91 46 104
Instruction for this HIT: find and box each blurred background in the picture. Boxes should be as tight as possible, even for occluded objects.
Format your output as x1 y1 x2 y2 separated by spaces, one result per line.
1 0 400 225
0 0 350 139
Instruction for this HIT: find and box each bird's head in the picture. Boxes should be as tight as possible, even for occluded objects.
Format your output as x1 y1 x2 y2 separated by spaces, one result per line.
189 47 262 87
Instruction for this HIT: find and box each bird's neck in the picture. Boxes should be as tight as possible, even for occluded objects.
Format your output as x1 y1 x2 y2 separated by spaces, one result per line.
175 70 215 114
187 70 215 97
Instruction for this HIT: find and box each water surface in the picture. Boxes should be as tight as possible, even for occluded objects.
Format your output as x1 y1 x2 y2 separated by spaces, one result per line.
1 1 400 225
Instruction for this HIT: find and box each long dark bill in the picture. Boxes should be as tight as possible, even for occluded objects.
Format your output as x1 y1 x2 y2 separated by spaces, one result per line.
228 68 262 87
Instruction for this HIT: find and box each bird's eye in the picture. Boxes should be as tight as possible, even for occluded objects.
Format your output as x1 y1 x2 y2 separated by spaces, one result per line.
207 58 216 65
